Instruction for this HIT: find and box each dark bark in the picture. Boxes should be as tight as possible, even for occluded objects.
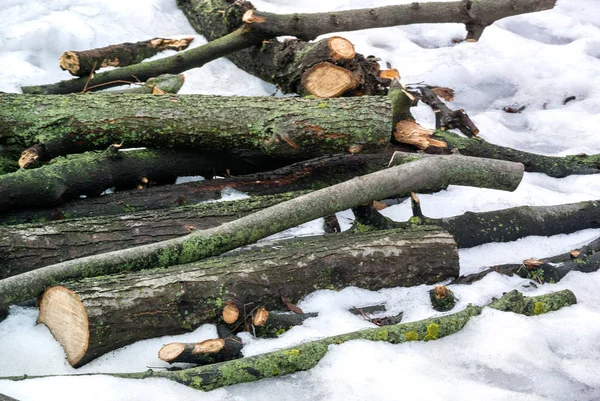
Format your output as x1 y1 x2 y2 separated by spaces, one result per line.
59 38 194 77
453 237 600 285
0 148 283 213
0 153 395 225
0 192 300 279
36 227 459 367
0 153 523 310
8 290 575 391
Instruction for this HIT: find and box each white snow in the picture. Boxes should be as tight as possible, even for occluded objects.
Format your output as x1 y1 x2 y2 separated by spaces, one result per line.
2 0 600 400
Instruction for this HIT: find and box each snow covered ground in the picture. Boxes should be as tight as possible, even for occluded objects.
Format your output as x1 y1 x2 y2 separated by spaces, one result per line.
1 0 600 399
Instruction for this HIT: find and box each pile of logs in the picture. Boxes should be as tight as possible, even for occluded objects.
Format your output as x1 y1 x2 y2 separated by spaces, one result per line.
2 0 598 394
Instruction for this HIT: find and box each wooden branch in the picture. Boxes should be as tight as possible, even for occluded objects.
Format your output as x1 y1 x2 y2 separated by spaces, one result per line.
0 149 277 212
0 153 393 225
5 290 575 390
0 154 523 310
60 38 194 77
95 73 185 95
37 227 458 367
0 193 302 279
453 237 600 285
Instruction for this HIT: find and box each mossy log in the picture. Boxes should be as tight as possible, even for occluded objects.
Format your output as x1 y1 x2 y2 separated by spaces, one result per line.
0 193 301 279
0 94 392 159
453 237 600 285
0 148 283 213
7 290 575 390
59 38 194 77
0 153 395 225
36 226 459 367
0 154 523 310
178 0 556 95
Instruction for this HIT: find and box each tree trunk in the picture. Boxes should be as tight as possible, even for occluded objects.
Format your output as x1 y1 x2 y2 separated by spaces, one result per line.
59 38 194 77
0 192 301 279
36 226 459 367
9 290 574 390
0 154 523 310
0 153 394 225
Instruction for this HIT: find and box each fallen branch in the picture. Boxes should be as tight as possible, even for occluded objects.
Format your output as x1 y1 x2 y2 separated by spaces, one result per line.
60 38 194 77
37 226 457 366
0 154 523 310
4 290 575 390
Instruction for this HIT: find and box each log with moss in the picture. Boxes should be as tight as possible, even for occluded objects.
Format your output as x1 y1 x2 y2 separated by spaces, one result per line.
178 0 556 95
0 154 523 310
0 148 282 213
0 153 395 225
59 38 194 77
5 290 575 390
0 193 304 279
36 226 459 367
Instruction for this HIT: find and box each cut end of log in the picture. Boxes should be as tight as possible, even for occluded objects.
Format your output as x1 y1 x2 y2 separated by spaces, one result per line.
37 286 89 367
327 36 356 61
192 338 225 355
253 307 269 327
380 69 400 80
431 87 455 102
149 37 194 51
301 62 358 98
19 148 40 169
394 120 446 150
242 10 266 24
158 342 185 363
434 285 449 299
223 302 239 324
58 51 81 75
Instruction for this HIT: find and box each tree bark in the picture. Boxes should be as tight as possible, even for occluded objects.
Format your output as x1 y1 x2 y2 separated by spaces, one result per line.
36 226 459 367
8 290 575 390
0 93 392 159
60 38 194 77
0 153 395 225
0 148 283 213
0 192 301 279
0 154 523 310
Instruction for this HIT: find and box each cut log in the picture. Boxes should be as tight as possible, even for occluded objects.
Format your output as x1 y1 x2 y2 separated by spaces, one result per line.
0 192 301 279
0 153 393 225
301 62 359 98
59 38 194 77
36 226 459 367
429 285 457 312
0 153 523 310
0 148 283 212
7 290 575 390
158 334 243 365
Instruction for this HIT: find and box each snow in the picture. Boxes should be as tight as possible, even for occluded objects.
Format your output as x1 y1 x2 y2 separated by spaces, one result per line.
2 0 600 399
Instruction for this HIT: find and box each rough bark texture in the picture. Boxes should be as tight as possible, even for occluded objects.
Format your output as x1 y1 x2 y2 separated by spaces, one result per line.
0 94 392 159
60 38 194 77
0 153 395 225
0 149 283 212
453 237 600 285
37 227 459 367
0 154 523 310
0 193 300 279
8 290 574 390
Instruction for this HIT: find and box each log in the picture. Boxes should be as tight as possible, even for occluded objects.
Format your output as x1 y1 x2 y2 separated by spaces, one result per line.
0 148 282 212
0 153 394 225
0 192 301 279
92 73 185 95
0 94 392 158
0 153 523 310
36 226 459 367
60 38 194 77
429 285 457 312
7 290 575 390
178 0 556 94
